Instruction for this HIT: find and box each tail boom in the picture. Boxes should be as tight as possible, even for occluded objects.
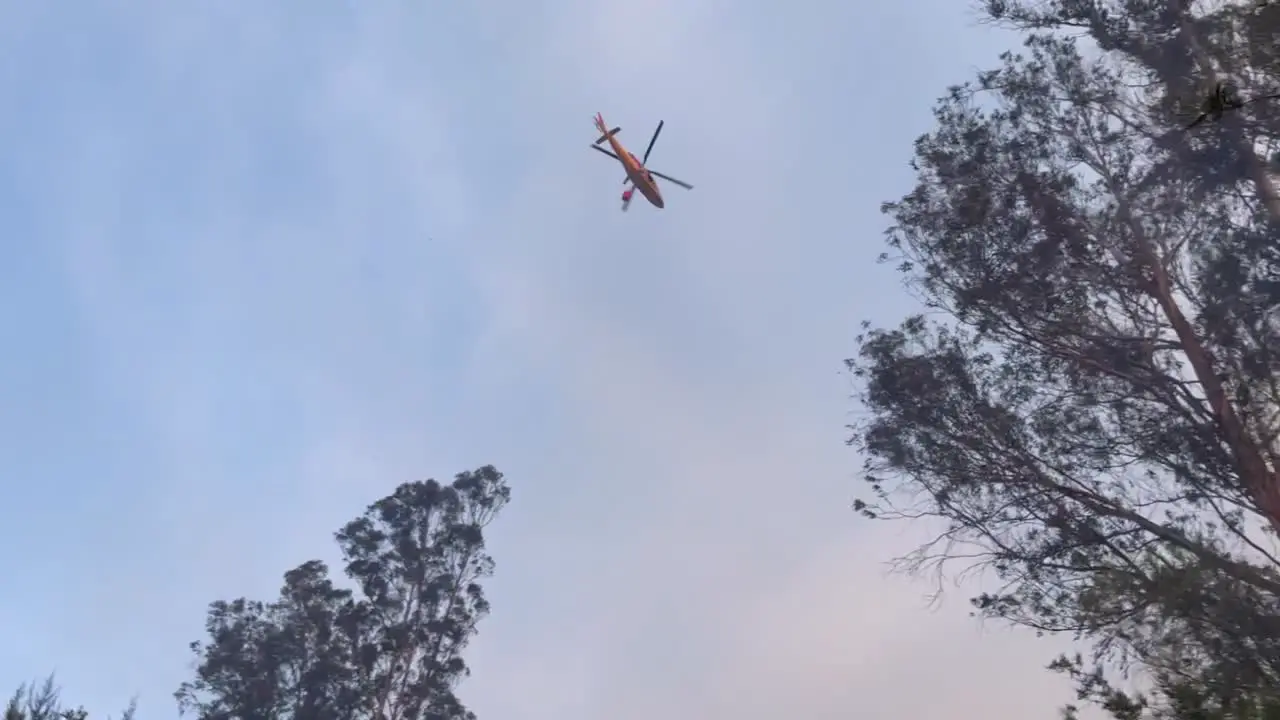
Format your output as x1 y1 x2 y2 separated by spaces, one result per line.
593 113 621 145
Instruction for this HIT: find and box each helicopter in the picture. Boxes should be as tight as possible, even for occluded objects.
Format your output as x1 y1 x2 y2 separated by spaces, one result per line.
590 112 693 211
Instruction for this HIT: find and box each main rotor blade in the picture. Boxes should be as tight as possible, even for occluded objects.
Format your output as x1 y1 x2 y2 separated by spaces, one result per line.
590 145 621 161
641 120 663 165
648 169 692 190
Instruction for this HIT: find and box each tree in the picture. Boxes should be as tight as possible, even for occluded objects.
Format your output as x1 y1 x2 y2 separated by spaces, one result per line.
847 0 1280 706
175 465 510 720
1054 657 1280 720
4 676 135 720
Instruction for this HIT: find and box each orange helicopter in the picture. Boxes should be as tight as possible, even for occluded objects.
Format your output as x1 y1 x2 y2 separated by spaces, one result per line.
591 112 693 211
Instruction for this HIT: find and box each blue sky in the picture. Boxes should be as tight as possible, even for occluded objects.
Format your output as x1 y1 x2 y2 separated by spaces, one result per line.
0 2 1089 718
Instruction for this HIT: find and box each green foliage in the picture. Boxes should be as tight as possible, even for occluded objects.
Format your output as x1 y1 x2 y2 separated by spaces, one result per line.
1054 655 1280 720
850 0 1280 712
4 676 135 720
3 466 508 720
174 465 510 720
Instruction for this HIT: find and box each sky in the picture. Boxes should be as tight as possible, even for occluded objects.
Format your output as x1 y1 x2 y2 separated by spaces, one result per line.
0 1 1092 718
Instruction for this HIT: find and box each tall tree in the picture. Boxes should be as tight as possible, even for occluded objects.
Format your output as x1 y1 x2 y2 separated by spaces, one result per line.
847 0 1280 705
175 465 510 720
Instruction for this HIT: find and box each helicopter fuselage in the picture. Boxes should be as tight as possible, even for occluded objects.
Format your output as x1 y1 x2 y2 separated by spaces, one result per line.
601 137 663 208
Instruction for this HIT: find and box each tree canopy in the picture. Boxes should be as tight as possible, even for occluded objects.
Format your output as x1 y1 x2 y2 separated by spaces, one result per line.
176 465 510 720
5 465 509 720
4 676 134 720
848 0 1280 712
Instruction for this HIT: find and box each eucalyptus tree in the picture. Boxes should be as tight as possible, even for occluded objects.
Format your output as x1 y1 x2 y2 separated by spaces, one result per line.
175 466 510 720
848 0 1280 702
